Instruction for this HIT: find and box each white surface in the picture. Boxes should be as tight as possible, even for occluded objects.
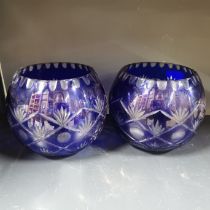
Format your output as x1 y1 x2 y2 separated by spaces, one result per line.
0 116 210 210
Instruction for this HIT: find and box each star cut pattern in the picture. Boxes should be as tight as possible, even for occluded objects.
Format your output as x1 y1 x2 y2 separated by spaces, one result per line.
9 99 106 155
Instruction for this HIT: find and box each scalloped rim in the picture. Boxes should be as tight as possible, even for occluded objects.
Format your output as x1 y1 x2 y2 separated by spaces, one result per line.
18 62 95 81
122 62 199 82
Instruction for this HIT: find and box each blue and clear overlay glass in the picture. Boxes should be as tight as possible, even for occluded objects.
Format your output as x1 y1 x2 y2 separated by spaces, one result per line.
109 62 206 152
7 62 107 157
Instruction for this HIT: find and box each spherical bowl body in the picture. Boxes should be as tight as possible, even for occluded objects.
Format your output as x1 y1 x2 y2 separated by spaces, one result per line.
109 62 205 152
7 62 107 157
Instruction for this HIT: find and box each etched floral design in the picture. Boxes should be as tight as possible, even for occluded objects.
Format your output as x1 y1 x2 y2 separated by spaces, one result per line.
54 107 71 126
198 109 205 120
33 121 54 140
157 81 167 90
14 106 27 122
192 119 200 130
28 119 33 129
193 107 199 118
198 105 206 120
66 120 75 130
136 78 146 88
94 97 104 113
148 120 165 135
77 140 88 150
40 147 50 154
78 115 93 137
72 78 80 88
127 105 145 120
171 107 189 123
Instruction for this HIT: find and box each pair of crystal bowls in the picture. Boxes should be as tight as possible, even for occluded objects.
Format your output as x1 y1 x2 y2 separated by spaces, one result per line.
7 62 206 157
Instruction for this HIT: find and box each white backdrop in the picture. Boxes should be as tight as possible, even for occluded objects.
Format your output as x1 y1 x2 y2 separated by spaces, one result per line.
1 0 210 112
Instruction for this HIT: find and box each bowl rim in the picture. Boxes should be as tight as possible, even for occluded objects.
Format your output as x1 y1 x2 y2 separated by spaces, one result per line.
121 61 200 82
16 62 96 82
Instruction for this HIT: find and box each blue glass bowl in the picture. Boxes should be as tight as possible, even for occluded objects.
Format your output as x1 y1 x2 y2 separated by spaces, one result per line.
109 62 206 153
7 62 107 157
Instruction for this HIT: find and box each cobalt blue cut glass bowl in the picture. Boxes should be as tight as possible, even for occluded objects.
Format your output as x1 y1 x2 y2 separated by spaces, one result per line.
109 62 206 153
7 62 107 157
